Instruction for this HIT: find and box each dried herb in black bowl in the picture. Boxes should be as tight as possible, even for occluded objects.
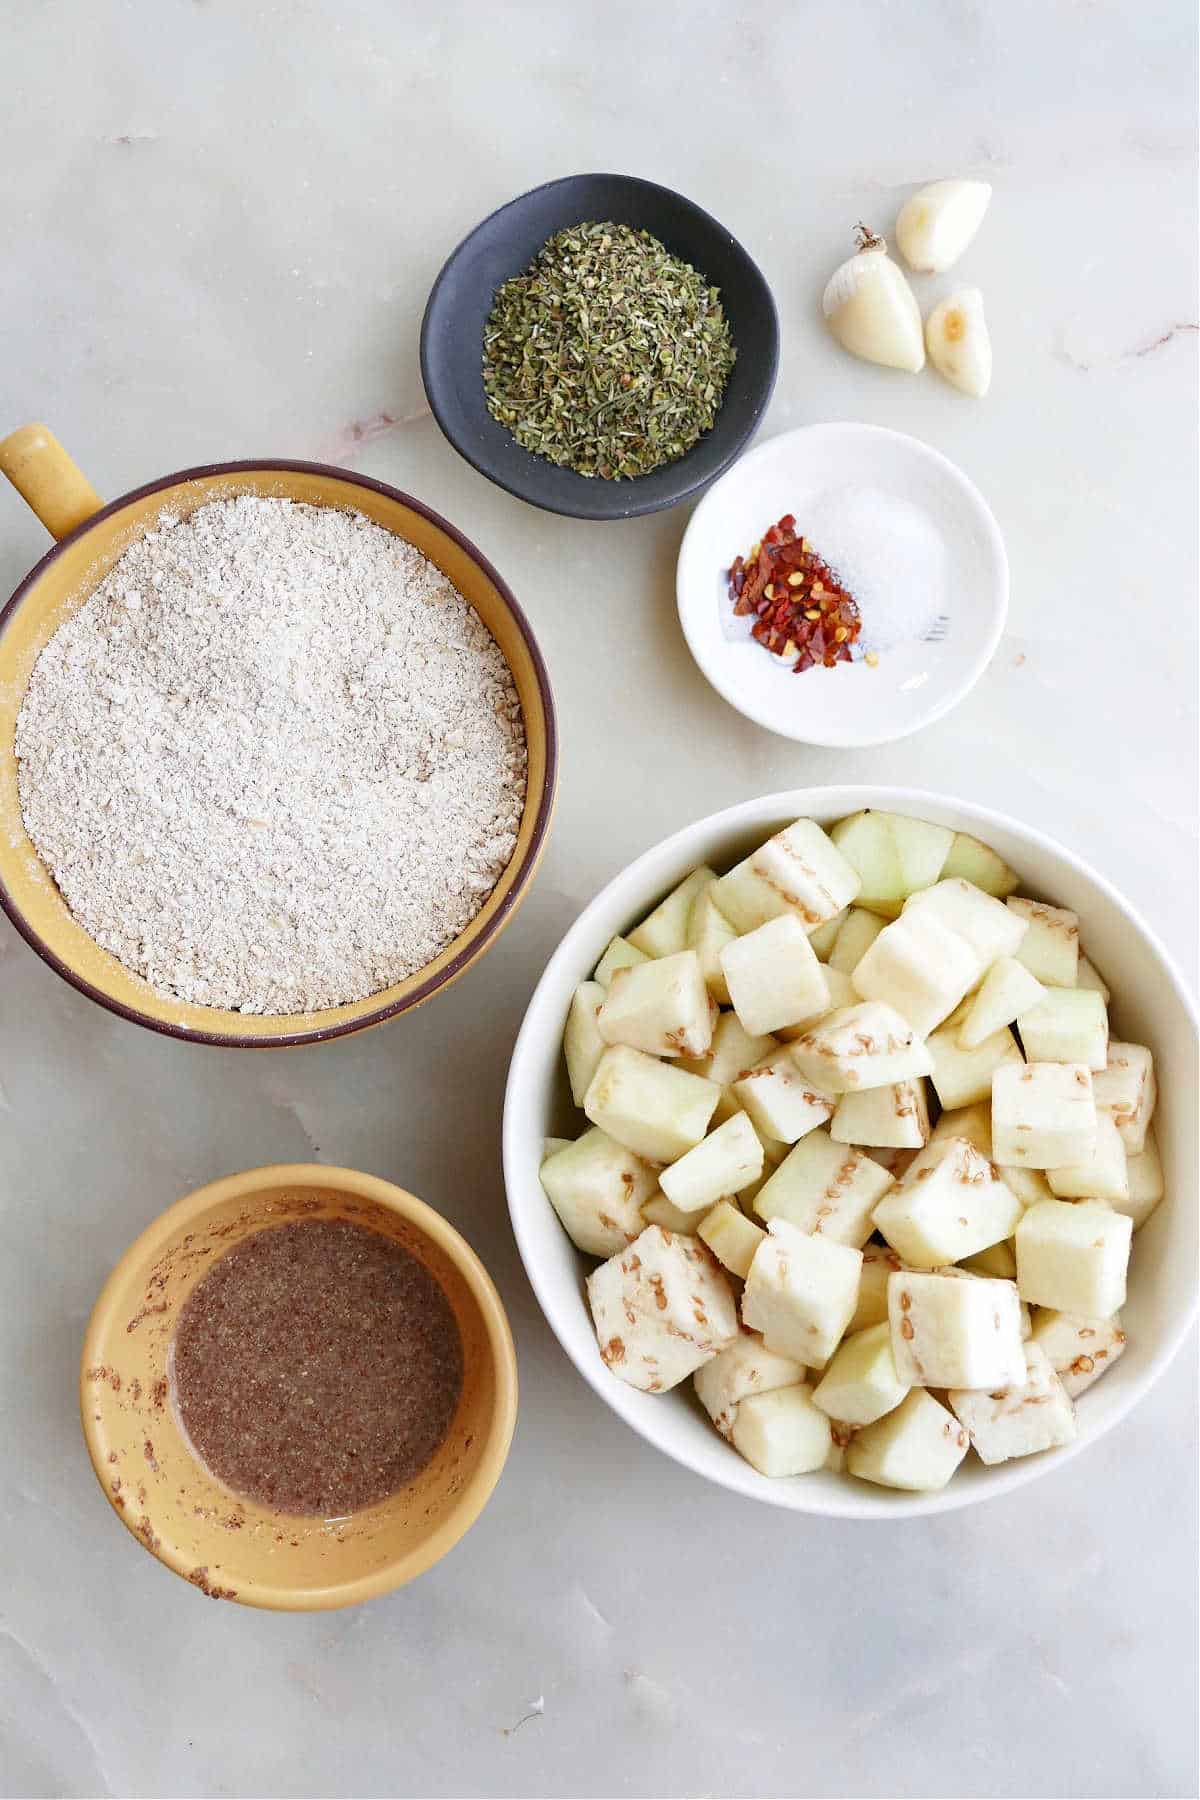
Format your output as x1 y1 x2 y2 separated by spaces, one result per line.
482 221 737 481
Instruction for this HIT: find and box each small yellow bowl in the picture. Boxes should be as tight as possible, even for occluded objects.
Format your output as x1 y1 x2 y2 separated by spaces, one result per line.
0 426 557 1046
80 1164 518 1610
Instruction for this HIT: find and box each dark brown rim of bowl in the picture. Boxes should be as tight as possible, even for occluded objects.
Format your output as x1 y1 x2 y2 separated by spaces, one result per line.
0 458 558 1048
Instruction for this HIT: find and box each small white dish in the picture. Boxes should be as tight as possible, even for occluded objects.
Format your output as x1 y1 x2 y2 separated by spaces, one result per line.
503 787 1197 1520
676 423 1008 748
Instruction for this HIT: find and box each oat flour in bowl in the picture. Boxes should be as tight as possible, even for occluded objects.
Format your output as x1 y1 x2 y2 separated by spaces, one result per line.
15 497 528 1013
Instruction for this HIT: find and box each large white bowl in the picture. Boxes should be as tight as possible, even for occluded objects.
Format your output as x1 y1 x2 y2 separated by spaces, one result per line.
503 787 1197 1518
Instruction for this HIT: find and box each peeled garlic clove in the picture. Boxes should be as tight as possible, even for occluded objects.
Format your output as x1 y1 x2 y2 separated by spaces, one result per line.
895 179 991 274
823 232 925 373
925 288 992 397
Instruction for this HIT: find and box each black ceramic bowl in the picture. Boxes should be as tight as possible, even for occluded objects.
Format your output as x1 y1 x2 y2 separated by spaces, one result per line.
420 173 780 522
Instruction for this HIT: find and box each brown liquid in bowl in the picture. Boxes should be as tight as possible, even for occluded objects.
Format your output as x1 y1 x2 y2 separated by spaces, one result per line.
170 1218 464 1516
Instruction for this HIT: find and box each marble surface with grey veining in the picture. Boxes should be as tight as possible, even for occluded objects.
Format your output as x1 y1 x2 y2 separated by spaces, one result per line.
1 4 1196 1796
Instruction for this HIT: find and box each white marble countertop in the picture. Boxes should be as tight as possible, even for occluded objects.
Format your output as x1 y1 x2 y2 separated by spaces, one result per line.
2 4 1196 1796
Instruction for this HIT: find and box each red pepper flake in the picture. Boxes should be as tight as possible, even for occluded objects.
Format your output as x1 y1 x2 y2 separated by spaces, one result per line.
728 514 863 673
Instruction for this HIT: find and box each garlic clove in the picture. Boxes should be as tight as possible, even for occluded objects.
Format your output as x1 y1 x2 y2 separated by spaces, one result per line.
822 231 925 373
925 288 992 398
895 179 991 274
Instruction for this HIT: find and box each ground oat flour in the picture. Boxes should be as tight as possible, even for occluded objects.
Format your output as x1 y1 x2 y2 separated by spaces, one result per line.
15 496 527 1013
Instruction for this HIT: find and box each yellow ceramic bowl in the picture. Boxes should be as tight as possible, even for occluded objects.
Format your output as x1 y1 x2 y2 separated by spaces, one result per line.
80 1164 518 1609
0 426 556 1046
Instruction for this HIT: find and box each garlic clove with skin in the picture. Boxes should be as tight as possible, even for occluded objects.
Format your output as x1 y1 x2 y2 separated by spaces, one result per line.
925 288 992 398
895 179 992 274
822 228 925 373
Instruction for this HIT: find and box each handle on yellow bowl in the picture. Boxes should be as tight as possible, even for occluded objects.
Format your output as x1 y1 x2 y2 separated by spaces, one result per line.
0 424 104 541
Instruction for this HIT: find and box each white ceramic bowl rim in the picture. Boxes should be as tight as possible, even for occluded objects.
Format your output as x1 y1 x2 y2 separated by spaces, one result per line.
503 786 1197 1519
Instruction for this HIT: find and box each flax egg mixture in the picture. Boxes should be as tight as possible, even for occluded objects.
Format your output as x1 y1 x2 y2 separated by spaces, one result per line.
170 1218 464 1516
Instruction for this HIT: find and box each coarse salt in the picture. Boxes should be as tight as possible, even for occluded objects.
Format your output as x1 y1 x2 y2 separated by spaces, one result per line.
797 488 947 655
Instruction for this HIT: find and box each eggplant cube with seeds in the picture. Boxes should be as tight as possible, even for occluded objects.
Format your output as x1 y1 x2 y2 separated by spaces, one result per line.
731 1384 832 1477
659 1111 763 1213
713 819 860 934
787 1002 933 1094
693 1329 805 1438
887 1269 1026 1389
586 1225 738 1394
992 1061 1097 1168
686 885 736 1004
584 1044 721 1164
732 1053 835 1145
597 950 714 1059
564 980 607 1107
540 1127 657 1257
640 1190 710 1235
903 877 1027 966
1046 1112 1129 1204
592 934 649 989
850 908 981 1038
1120 1131 1164 1229
846 1389 969 1491
807 904 849 961
736 1104 790 1171
995 1161 1055 1210
812 1321 909 1427
949 1343 1076 1465
828 810 953 919
1008 897 1080 987
1029 1308 1127 1398
775 967 856 1037
939 830 1019 898
1092 1042 1157 1154
928 1006 1023 1110
1016 1200 1132 1317
831 1078 930 1150
929 1099 993 1156
677 1010 779 1087
698 1199 766 1280
824 1423 857 1472
872 1137 1022 1269
720 914 830 1037
958 956 1046 1049
847 1242 908 1334
709 854 786 936
751 819 862 926
742 1219 863 1367
827 905 886 975
961 1239 1018 1281
627 866 717 958
1076 953 1111 1002
753 1127 895 1248
1018 989 1109 1072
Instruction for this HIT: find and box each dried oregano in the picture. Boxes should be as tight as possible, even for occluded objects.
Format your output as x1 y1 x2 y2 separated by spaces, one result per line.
482 221 737 481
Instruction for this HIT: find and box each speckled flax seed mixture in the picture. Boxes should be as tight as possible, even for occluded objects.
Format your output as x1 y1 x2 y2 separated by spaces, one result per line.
15 497 527 1012
170 1219 464 1516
